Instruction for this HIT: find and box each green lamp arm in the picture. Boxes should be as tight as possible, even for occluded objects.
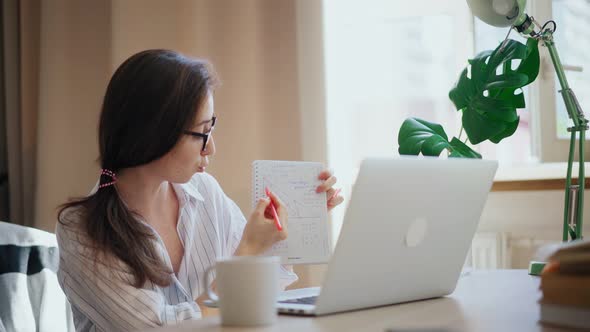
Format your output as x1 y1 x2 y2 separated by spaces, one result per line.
521 17 587 241
543 35 587 241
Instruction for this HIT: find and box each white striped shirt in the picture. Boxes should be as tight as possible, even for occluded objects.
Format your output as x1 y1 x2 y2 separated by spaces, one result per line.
56 172 297 332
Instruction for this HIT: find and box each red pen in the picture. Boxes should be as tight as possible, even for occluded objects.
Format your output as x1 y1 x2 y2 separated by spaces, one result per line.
265 187 283 231
328 188 341 202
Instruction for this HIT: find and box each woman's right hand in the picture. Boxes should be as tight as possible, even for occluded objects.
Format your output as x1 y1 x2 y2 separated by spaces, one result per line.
235 190 288 256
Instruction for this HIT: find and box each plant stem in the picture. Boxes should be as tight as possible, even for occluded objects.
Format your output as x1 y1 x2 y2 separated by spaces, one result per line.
458 126 464 141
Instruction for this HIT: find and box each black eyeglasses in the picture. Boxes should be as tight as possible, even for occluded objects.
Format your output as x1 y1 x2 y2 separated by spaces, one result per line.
184 116 216 151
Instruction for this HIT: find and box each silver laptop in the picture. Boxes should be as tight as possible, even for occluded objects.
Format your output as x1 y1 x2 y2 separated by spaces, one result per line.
277 156 498 316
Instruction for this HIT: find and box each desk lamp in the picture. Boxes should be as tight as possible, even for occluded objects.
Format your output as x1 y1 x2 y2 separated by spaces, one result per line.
467 0 587 275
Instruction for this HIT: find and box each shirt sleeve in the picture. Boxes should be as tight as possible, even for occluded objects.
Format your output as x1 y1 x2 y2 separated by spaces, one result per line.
56 221 202 331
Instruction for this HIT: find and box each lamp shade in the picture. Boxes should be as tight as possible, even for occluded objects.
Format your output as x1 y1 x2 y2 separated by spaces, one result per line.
467 0 527 27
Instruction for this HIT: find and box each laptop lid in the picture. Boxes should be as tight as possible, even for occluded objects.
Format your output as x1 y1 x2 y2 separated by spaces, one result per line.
307 157 498 315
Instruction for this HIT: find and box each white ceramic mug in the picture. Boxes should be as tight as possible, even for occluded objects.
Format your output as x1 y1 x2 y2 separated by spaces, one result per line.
204 256 280 326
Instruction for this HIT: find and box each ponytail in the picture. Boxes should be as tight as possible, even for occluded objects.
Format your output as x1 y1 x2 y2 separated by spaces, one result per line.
58 180 171 287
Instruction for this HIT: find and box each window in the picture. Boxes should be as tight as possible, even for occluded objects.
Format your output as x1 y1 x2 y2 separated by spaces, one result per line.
533 0 590 161
314 0 590 241
322 0 474 238
552 0 590 139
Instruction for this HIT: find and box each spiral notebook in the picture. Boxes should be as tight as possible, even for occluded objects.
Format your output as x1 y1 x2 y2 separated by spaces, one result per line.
252 160 331 264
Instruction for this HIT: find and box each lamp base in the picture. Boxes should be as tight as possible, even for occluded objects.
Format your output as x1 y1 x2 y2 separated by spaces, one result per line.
528 261 546 276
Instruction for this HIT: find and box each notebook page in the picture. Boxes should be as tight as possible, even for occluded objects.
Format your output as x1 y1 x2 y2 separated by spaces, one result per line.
252 160 331 264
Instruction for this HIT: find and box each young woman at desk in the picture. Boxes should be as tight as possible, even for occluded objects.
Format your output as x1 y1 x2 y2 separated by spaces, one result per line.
56 49 343 331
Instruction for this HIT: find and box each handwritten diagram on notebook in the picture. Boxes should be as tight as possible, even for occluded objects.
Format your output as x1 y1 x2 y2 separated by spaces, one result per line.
252 160 331 264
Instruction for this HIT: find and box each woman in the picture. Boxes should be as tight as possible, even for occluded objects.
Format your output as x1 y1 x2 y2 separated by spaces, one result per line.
56 49 343 331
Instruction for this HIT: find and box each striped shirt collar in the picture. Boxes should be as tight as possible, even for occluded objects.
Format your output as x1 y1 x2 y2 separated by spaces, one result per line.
176 179 205 203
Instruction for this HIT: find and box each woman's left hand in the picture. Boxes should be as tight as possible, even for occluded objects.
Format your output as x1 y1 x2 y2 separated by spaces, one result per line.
316 170 343 211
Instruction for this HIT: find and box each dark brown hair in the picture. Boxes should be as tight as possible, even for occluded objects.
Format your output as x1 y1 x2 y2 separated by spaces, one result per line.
58 49 217 287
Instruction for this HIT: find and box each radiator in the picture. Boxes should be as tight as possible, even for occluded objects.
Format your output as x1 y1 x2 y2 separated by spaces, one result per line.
469 232 561 269
470 232 510 269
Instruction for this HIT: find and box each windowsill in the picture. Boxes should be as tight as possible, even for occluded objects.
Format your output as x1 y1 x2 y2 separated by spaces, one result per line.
492 162 590 191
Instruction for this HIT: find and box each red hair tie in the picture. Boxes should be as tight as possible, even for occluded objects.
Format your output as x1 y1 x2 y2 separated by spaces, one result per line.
98 169 117 189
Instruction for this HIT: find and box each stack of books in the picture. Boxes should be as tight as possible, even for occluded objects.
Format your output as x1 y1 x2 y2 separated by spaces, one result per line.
539 240 590 329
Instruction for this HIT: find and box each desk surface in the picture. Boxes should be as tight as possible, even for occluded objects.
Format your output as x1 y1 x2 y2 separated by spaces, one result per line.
147 270 568 332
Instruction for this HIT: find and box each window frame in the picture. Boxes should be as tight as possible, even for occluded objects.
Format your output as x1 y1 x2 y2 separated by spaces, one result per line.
296 0 590 245
529 0 590 162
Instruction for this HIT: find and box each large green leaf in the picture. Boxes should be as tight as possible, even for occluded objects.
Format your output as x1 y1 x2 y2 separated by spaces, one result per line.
398 118 481 158
448 138 482 159
398 118 449 156
449 38 539 144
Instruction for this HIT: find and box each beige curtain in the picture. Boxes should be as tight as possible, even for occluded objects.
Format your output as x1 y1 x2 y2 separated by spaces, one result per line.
110 0 303 212
0 1 13 221
35 0 111 230
1 0 39 226
34 0 303 230
33 0 321 288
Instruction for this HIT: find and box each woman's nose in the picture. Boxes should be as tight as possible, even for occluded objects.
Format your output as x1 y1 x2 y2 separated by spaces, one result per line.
201 136 215 156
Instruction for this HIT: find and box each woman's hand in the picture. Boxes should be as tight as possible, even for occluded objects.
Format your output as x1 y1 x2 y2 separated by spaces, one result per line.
235 190 288 256
316 170 344 211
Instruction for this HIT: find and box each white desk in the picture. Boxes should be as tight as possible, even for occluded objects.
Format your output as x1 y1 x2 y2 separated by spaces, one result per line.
146 270 569 332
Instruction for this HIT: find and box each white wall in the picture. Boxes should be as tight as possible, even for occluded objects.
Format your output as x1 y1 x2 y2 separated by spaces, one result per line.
480 189 590 268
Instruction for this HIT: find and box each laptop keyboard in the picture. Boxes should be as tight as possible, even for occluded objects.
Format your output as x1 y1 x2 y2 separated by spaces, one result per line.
279 295 318 305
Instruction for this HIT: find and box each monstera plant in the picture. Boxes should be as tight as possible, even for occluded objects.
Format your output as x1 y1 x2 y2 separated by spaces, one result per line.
398 38 540 158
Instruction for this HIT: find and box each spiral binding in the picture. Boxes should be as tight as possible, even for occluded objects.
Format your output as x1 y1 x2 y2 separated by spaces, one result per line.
252 160 261 209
